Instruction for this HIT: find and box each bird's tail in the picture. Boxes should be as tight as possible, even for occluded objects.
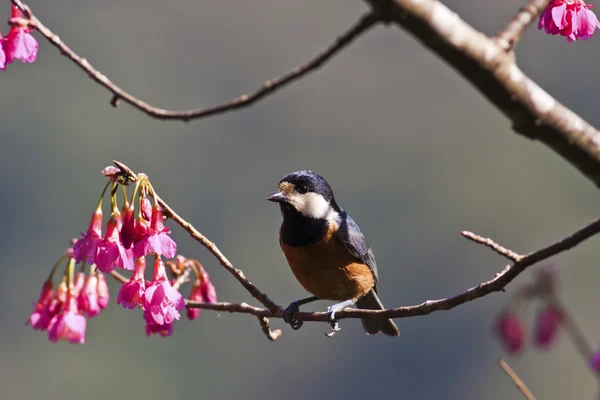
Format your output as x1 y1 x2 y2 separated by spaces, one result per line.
356 290 400 337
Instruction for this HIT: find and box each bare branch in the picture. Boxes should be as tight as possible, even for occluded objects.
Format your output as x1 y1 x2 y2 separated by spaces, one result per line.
363 0 600 189
461 231 523 262
11 0 379 122
498 359 536 400
493 0 550 51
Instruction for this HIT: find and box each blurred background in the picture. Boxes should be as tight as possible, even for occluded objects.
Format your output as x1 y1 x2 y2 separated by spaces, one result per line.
2 0 600 398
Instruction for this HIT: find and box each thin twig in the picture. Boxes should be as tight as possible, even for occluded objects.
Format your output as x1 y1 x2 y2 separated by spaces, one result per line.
461 231 523 262
11 0 379 122
258 317 283 341
493 0 550 51
498 359 536 400
113 160 600 325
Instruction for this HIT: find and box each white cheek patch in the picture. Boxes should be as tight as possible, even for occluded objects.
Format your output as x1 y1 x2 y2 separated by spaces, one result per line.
289 192 340 222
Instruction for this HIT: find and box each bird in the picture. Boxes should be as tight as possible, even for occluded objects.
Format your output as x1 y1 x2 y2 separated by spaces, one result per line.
267 170 399 336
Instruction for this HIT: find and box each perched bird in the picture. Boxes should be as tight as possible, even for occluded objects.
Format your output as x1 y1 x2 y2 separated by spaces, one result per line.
267 170 399 336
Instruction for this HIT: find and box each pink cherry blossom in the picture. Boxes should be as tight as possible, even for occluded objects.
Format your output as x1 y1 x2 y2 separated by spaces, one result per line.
145 321 173 337
539 0 600 41
73 272 86 296
199 269 217 304
186 280 203 320
117 256 147 309
73 209 103 264
494 311 525 355
133 206 177 259
78 274 100 318
142 258 185 325
97 273 110 309
26 281 56 331
140 192 152 221
48 297 87 344
121 205 136 249
1 6 38 69
534 304 563 348
96 215 134 272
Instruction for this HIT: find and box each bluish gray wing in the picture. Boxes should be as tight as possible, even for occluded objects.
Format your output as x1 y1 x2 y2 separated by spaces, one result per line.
336 211 379 285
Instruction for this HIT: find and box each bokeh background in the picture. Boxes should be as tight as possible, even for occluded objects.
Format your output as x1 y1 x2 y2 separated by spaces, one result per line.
2 0 600 399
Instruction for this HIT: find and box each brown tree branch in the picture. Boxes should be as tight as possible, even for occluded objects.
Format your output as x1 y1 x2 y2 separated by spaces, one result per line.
363 0 600 189
498 359 537 400
461 231 522 262
112 160 600 327
493 0 550 51
11 0 379 122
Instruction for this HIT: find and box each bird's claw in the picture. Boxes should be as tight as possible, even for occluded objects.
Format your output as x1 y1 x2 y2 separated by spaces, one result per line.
324 305 342 337
283 303 303 330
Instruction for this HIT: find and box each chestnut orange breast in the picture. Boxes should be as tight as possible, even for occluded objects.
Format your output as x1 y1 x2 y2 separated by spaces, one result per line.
280 224 375 301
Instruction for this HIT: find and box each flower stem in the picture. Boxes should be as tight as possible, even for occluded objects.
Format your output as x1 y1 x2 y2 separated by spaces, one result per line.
47 255 67 282
95 178 114 210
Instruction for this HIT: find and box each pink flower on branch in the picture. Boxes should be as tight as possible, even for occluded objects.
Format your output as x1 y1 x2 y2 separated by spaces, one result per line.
117 256 147 309
1 5 38 69
97 273 110 309
78 274 100 318
73 209 103 264
142 258 185 326
26 281 55 331
534 304 563 348
133 206 177 259
96 215 134 272
494 312 525 355
47 297 86 344
539 0 600 42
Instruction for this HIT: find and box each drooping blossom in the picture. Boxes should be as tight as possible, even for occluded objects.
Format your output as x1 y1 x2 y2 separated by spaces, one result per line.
142 258 185 325
26 281 55 331
140 192 152 221
589 351 600 373
534 304 563 348
97 273 110 309
1 5 38 69
73 209 103 264
73 272 86 296
121 205 136 249
187 280 203 320
145 321 173 337
133 206 177 259
539 0 600 42
494 311 525 355
48 296 86 344
78 274 100 318
117 256 147 309
199 269 217 304
96 215 134 272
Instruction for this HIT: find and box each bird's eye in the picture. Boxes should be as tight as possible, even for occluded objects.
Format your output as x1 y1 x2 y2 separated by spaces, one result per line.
296 185 309 194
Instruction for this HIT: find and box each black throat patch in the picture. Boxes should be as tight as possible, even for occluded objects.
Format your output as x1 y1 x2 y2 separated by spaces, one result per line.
279 204 329 247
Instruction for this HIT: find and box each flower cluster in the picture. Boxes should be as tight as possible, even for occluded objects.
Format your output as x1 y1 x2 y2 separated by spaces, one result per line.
539 0 600 42
494 267 563 355
26 253 109 344
28 166 217 343
1 5 38 70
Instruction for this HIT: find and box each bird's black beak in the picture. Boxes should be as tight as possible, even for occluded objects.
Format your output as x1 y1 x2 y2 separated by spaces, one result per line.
266 191 288 203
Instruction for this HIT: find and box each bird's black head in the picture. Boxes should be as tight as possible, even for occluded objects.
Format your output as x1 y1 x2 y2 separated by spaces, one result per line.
266 170 341 219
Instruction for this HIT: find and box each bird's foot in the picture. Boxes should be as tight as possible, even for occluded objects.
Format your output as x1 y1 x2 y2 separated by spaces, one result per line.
283 302 304 330
324 300 355 337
